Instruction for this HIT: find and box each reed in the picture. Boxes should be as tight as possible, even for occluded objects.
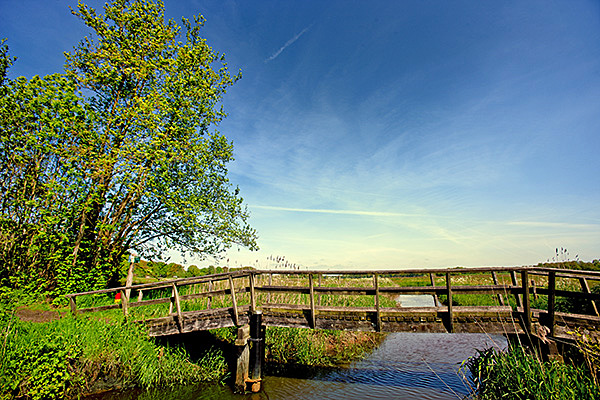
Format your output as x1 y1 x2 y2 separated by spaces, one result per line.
464 345 600 400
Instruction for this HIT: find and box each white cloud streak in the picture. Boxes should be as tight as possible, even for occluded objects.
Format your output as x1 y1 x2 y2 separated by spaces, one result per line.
265 25 311 62
252 204 431 218
508 221 599 230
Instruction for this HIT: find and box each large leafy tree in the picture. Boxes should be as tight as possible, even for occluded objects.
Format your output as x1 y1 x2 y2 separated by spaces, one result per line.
0 0 258 296
0 71 91 293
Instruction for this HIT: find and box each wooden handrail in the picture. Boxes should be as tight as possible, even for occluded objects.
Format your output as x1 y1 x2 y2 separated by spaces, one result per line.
374 273 381 332
548 271 556 336
446 272 453 333
64 270 252 298
521 270 531 332
309 274 316 328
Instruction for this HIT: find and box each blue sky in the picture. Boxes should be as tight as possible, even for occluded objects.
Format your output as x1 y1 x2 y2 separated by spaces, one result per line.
2 1 600 269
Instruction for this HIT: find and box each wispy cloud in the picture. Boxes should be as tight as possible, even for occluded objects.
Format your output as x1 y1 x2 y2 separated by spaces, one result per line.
252 205 430 218
265 25 312 62
508 221 599 229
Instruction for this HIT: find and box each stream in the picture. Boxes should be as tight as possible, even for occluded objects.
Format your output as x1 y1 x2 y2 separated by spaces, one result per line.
91 296 507 400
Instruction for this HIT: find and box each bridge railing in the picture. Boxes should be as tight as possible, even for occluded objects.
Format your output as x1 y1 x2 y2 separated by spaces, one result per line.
250 267 600 333
65 266 600 336
64 270 256 325
252 267 523 331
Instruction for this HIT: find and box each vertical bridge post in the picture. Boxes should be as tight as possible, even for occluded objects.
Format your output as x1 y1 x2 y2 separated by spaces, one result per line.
249 310 264 392
172 283 183 332
548 271 556 336
579 277 599 317
121 289 128 318
309 274 316 329
318 273 323 306
511 271 523 308
249 273 256 313
234 325 250 393
429 273 439 306
229 275 239 326
446 272 453 333
234 311 264 393
68 295 77 316
491 270 505 306
521 270 531 333
207 280 213 310
374 273 381 332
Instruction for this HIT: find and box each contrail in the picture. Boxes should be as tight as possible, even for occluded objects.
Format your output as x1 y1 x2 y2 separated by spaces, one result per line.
508 221 598 229
252 205 430 218
266 25 311 62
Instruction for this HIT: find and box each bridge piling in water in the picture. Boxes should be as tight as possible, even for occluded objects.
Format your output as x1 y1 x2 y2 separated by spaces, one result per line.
233 310 265 393
234 325 250 393
249 310 264 392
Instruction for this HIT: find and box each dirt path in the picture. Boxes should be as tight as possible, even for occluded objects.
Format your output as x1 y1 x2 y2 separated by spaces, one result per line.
15 307 63 323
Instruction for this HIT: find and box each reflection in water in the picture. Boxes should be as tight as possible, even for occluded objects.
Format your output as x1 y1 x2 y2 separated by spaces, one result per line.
263 332 506 400
396 294 439 307
90 332 506 400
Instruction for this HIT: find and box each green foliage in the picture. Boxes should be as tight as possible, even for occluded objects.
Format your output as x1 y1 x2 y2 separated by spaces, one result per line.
0 39 15 86
187 265 203 276
265 327 382 367
135 260 222 280
535 259 600 272
0 313 227 399
465 346 600 400
0 314 83 399
0 0 257 298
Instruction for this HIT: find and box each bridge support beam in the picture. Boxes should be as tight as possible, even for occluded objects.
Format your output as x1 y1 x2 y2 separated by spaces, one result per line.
234 325 250 393
233 311 264 393
249 310 264 392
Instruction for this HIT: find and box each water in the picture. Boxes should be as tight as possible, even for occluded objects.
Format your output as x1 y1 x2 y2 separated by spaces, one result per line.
261 332 506 400
396 294 439 307
91 295 507 399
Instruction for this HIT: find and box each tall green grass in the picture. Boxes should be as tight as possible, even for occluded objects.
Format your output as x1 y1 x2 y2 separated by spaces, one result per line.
0 314 227 399
465 345 600 400
265 326 383 367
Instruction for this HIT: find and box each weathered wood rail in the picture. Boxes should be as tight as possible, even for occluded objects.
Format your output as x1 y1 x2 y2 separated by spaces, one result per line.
65 266 600 341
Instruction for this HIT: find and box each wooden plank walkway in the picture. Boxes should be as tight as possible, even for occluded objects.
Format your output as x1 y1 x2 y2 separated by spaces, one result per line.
65 267 600 341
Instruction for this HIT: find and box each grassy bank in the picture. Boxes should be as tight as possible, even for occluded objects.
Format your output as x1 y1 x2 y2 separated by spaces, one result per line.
0 307 227 399
465 345 600 400
1 298 383 399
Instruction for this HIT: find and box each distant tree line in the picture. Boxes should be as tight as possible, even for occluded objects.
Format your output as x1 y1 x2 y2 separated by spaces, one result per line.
136 260 249 280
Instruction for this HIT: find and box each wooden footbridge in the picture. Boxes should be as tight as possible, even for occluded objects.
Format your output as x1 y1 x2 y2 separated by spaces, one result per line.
66 266 600 340
66 266 600 392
